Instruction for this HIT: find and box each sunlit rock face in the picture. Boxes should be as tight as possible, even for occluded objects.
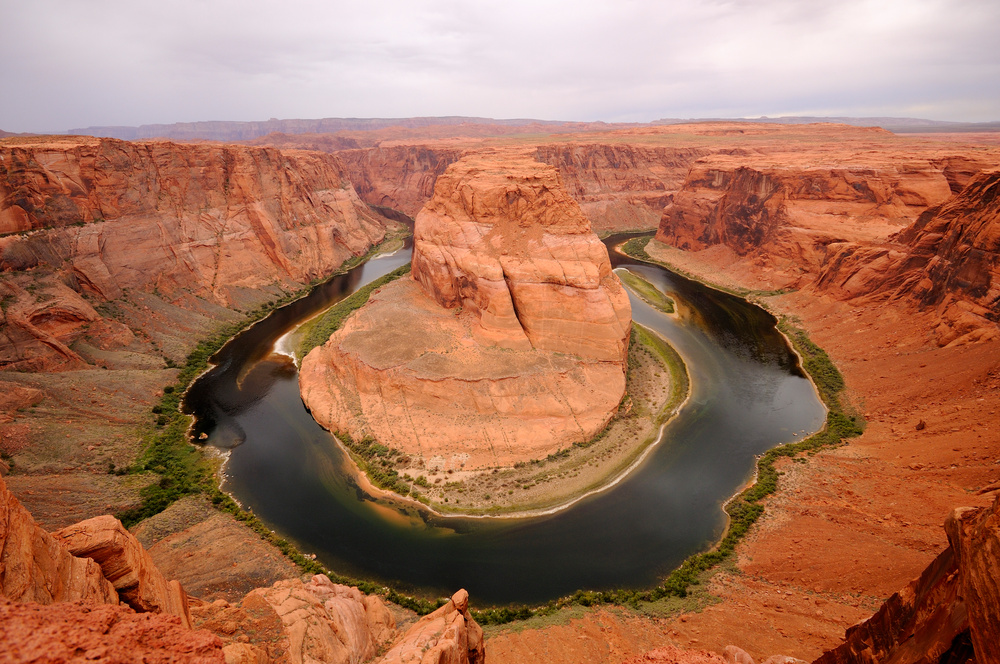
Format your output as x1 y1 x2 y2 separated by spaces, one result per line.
300 153 631 469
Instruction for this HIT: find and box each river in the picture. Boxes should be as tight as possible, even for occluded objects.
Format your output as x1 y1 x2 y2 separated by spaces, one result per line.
182 234 826 605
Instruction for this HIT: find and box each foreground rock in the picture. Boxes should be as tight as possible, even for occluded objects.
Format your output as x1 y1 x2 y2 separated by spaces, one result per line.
54 514 193 627
813 494 1000 663
378 589 484 664
0 475 117 605
0 598 224 664
301 153 630 469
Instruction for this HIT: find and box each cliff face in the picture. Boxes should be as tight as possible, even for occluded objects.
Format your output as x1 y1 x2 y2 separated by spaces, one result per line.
337 143 711 232
300 153 631 468
655 160 957 275
816 171 1000 346
0 137 389 371
533 144 709 232
812 495 1000 664
336 146 465 217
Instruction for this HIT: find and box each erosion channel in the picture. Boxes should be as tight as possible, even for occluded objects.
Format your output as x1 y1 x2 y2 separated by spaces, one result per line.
182 234 825 605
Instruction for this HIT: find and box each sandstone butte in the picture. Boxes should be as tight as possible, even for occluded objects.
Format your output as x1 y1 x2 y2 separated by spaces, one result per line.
299 153 632 469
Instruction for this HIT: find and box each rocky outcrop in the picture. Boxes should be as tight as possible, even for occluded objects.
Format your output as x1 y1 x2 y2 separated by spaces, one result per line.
945 498 1000 663
0 136 389 371
300 154 631 468
191 574 411 664
0 597 225 664
0 474 117 605
812 494 1000 664
815 171 1000 346
411 154 630 361
53 514 193 627
378 589 484 664
655 160 956 276
249 575 396 664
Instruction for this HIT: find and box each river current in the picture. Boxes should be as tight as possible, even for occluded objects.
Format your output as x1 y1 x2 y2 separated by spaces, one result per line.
183 235 825 605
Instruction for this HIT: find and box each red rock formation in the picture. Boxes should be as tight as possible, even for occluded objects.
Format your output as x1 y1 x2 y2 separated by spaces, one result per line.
300 154 631 468
0 598 225 664
251 575 396 664
337 146 465 217
54 515 193 627
378 589 484 664
411 154 630 361
812 495 1000 664
191 574 399 664
0 136 390 371
0 475 117 605
815 170 1000 346
946 497 1000 664
655 160 956 279
337 142 709 232
534 144 708 232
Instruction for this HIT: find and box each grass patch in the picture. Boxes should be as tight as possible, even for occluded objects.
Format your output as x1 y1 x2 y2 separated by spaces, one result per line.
297 264 411 359
617 268 675 314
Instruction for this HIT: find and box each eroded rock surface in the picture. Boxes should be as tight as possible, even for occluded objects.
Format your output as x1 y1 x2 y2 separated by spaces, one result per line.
816 170 1000 346
0 136 389 371
0 474 117 605
813 495 1000 664
377 589 484 664
193 574 398 664
0 597 225 664
301 154 630 468
54 514 193 627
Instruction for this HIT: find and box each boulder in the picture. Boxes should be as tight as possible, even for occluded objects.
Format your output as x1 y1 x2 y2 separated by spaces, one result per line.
53 514 192 627
238 574 397 664
376 589 484 664
0 475 117 605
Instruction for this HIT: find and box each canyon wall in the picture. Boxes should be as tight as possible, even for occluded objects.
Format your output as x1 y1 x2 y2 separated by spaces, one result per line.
300 153 631 468
335 143 713 232
816 170 1000 346
0 136 390 371
654 159 960 275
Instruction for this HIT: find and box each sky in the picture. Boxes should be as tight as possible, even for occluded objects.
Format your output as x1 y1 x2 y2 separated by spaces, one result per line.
2 0 999 133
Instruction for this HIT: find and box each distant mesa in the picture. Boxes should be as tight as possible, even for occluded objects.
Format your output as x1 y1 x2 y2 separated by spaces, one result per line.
299 152 632 469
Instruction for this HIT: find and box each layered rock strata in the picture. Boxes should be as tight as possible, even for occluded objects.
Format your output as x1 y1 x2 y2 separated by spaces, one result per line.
54 514 193 627
0 474 117 605
816 170 1000 346
655 160 958 275
378 589 484 664
301 154 631 468
0 136 389 371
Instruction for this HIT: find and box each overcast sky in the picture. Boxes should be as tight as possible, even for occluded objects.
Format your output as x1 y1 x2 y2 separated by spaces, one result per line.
2 0 998 133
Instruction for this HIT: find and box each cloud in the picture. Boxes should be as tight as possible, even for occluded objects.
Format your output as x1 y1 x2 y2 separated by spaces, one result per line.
1 0 998 132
